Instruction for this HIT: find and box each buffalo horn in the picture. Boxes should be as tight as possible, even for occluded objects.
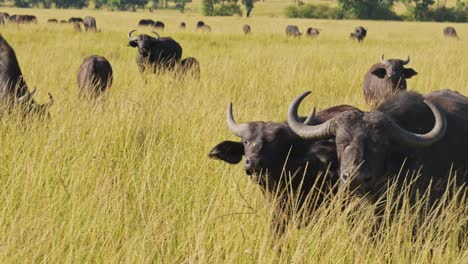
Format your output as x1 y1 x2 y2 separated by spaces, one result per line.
128 29 137 40
287 91 336 139
402 56 410 65
227 103 248 138
388 100 446 147
152 31 160 39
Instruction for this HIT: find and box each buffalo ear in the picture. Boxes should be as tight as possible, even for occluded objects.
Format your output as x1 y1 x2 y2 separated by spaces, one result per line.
371 68 387 78
403 68 417 79
208 141 244 164
128 41 137 47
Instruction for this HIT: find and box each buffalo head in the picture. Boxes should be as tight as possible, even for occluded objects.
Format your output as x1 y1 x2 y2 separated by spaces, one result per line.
127 30 160 56
371 55 417 87
287 91 446 193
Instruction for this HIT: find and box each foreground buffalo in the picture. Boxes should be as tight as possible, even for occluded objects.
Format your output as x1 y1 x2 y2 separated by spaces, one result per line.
350 26 367 43
286 25 301 37
306 27 320 37
0 34 53 116
127 30 182 73
83 16 97 32
443 26 458 39
77 55 113 98
288 90 468 202
243 24 251 34
364 55 418 106
68 17 83 23
209 102 358 233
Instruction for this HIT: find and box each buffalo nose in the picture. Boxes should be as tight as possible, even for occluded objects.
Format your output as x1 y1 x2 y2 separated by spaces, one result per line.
245 157 263 173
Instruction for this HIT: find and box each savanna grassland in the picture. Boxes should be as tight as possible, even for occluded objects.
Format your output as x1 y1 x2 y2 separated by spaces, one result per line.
0 7 467 263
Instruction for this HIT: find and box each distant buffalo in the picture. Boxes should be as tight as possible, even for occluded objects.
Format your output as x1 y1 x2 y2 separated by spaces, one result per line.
209 102 358 233
60 20 68 24
128 30 182 73
364 55 417 106
0 34 53 117
83 16 97 32
350 26 367 43
68 17 83 23
154 21 165 30
243 24 251 34
286 25 301 37
179 22 186 29
196 21 205 28
138 19 155 27
306 27 320 37
10 14 37 24
0 12 9 24
443 26 458 39
77 55 113 98
47 18 58 23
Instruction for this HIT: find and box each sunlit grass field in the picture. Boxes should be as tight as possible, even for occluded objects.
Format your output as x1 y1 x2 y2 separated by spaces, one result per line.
0 7 467 262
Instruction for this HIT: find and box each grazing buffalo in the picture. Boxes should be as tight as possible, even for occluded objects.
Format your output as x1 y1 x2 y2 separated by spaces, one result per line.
0 34 53 117
127 30 182 73
154 21 165 30
83 16 97 32
73 23 82 32
287 90 468 202
10 15 37 24
179 22 186 29
306 27 320 37
179 57 200 78
286 25 301 37
364 55 418 106
243 24 251 34
443 26 458 39
209 102 358 233
350 26 367 43
68 17 83 23
77 55 113 98
60 20 68 24
47 19 58 23
138 19 155 27
196 21 205 28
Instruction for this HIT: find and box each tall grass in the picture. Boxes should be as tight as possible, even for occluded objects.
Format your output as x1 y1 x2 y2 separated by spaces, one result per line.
0 8 467 262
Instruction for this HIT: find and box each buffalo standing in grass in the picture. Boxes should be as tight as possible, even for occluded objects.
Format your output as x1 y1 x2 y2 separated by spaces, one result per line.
179 22 186 29
364 55 418 106
68 17 83 23
83 16 97 32
77 55 113 99
286 25 301 37
0 12 9 24
73 23 82 32
350 26 367 43
209 102 358 233
306 27 320 37
288 90 468 203
443 26 458 39
154 21 164 30
127 30 182 73
138 19 155 27
47 19 58 23
0 34 53 117
179 57 200 78
243 24 251 34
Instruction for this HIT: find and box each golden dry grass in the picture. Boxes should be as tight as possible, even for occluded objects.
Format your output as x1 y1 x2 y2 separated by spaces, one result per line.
0 7 467 263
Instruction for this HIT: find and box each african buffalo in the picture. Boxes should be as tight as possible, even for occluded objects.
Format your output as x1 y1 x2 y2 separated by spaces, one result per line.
83 16 97 32
243 24 251 34
47 19 58 23
350 26 367 43
209 102 358 233
60 20 68 24
138 19 155 27
0 34 53 117
286 25 301 37
154 21 164 30
179 57 200 78
179 22 186 29
364 55 418 106
443 26 458 39
127 30 182 73
68 17 83 23
0 12 9 24
306 27 320 37
77 55 113 98
288 90 468 202
10 15 37 24
196 21 205 28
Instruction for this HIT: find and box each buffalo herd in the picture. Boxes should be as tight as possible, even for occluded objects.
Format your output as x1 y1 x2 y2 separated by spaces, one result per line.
0 12 465 234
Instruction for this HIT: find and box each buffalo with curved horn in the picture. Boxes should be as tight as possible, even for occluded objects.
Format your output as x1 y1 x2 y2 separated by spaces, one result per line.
127 29 182 73
364 55 417 106
209 100 358 233
0 34 53 117
287 90 468 201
